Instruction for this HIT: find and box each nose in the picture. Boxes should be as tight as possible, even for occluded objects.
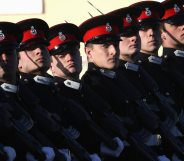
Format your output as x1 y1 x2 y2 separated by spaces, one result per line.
109 44 118 56
34 47 42 56
65 53 73 62
147 28 154 37
130 35 137 42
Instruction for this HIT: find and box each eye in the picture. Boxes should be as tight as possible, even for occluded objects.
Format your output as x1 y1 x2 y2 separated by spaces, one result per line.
139 26 148 31
58 54 65 58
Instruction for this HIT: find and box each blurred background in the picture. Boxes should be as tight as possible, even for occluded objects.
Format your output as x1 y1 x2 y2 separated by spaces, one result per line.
0 0 163 76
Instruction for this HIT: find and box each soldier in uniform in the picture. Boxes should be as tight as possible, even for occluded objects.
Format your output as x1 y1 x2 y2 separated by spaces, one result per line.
48 23 82 100
0 21 21 161
0 22 56 161
79 14 172 161
160 0 184 105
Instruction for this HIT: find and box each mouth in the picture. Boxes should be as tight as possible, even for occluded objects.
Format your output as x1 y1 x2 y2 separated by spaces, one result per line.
36 58 44 62
66 63 75 68
129 44 137 48
108 58 117 62
148 40 156 44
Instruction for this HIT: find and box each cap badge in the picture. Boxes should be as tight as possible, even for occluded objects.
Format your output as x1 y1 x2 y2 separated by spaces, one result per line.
59 32 66 41
145 8 152 17
30 26 37 35
0 30 5 41
126 14 132 23
106 23 112 32
174 4 180 13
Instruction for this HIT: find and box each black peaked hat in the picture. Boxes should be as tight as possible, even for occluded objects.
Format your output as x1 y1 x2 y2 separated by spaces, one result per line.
0 22 23 51
79 15 121 44
107 6 141 35
130 1 164 27
48 23 81 55
161 0 184 25
17 18 49 50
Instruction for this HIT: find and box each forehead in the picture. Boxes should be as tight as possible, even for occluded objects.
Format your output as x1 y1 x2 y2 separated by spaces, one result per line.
165 22 182 28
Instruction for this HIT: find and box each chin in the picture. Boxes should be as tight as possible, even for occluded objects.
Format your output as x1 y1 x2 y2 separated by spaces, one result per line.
68 67 76 73
106 64 116 69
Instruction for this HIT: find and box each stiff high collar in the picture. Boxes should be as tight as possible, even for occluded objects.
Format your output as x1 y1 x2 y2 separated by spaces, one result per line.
0 83 17 93
33 75 53 85
136 52 162 65
136 52 150 64
20 72 53 85
88 63 116 79
163 48 184 59
53 76 80 90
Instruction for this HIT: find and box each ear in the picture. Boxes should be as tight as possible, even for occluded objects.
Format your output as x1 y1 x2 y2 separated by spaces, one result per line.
84 46 93 59
161 32 166 41
50 56 55 74
17 54 23 70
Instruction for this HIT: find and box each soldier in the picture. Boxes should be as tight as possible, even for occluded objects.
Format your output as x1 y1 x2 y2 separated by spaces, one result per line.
0 21 56 161
160 0 184 103
0 23 19 161
48 23 82 100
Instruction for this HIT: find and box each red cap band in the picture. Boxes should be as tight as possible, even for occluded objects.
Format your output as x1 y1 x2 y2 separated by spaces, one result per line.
22 29 45 43
48 34 77 50
137 9 160 21
83 24 119 42
162 6 184 20
123 15 137 28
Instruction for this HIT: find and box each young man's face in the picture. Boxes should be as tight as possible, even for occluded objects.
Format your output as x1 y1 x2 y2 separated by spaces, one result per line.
161 22 184 48
0 49 17 83
139 25 161 54
85 41 120 69
18 44 51 75
119 33 139 60
50 46 82 79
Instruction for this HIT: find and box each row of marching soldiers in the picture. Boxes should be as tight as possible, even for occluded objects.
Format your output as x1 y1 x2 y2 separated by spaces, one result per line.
0 0 184 160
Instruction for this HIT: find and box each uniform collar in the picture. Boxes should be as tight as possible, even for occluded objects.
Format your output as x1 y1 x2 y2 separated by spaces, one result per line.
163 48 184 59
148 55 162 65
124 62 139 72
53 76 81 90
174 50 184 57
136 52 150 64
63 79 80 90
19 72 35 84
33 75 53 85
88 63 116 79
0 83 17 93
137 52 162 65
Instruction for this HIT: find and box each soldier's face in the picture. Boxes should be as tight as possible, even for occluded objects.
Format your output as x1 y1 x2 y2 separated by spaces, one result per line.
50 46 82 79
18 44 51 75
119 34 139 60
162 23 184 48
139 26 161 54
85 41 120 69
0 50 17 83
